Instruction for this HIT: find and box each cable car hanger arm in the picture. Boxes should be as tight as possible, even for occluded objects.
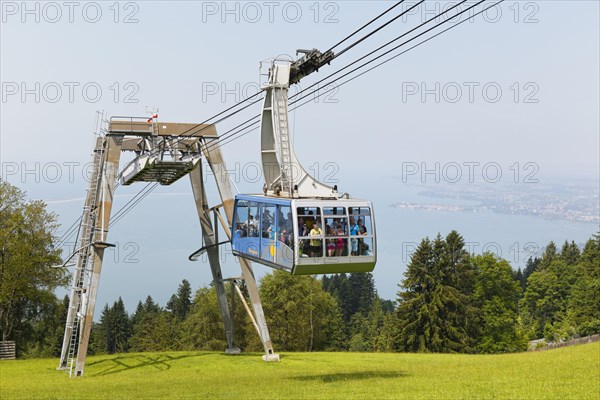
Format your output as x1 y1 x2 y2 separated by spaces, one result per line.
260 49 342 199
289 49 335 85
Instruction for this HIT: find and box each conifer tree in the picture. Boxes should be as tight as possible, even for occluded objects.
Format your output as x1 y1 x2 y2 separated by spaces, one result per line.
111 298 131 353
538 241 557 270
396 232 475 353
129 296 176 352
560 240 581 265
167 279 193 321
322 273 353 323
568 235 600 335
98 298 130 354
523 256 541 283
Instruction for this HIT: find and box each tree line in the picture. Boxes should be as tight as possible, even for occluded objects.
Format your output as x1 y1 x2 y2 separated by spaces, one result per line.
397 231 599 352
81 230 600 355
1 181 598 356
64 230 600 355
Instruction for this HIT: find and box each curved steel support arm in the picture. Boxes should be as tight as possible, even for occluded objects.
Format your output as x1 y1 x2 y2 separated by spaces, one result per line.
260 60 339 199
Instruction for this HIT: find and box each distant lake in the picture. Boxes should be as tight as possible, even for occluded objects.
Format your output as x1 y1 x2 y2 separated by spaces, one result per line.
363 176 598 301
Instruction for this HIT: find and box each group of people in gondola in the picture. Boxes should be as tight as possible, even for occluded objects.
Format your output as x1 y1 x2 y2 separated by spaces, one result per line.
235 208 295 245
297 212 369 258
234 207 370 258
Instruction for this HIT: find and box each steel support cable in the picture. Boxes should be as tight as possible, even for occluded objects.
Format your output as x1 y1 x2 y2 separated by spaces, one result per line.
143 1 416 150
290 0 505 113
138 1 426 160
325 0 406 53
200 114 264 153
58 178 123 247
205 118 261 148
56 216 82 247
201 0 468 156
166 95 263 139
200 0 485 156
109 182 159 227
109 186 158 227
145 95 264 159
287 0 482 111
212 0 504 157
56 180 123 248
68 215 81 256
110 182 157 226
57 222 83 263
332 0 424 59
109 182 158 227
210 120 261 149
109 181 155 222
177 1 407 141
289 0 466 104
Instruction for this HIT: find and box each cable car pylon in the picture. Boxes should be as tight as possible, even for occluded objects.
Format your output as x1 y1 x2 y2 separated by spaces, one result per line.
58 117 279 377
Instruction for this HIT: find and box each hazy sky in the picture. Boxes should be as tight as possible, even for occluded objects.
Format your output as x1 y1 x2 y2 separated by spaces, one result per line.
1 1 599 307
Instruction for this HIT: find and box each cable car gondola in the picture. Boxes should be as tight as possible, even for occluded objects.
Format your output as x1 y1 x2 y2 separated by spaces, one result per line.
232 195 375 275
231 55 376 275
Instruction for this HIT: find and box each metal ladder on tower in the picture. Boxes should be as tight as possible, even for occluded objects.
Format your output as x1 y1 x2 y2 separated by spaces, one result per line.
61 138 106 376
273 88 294 196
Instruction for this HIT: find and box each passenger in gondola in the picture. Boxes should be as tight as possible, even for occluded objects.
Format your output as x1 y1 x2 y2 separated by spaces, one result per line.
326 226 336 257
262 209 272 226
335 228 346 256
357 218 367 255
306 212 314 230
298 217 306 236
234 224 246 238
309 221 323 257
285 211 294 246
279 227 287 243
260 210 271 238
266 222 276 240
330 219 340 231
358 219 367 235
246 214 258 237
299 221 310 257
349 216 359 255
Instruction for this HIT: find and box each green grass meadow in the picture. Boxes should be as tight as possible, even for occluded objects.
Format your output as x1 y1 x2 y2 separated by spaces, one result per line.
1 343 598 399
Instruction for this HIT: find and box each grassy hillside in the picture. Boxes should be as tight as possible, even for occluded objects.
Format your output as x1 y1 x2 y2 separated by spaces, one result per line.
1 343 598 399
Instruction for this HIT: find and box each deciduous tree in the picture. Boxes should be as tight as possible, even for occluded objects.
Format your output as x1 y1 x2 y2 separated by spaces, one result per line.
0 182 66 354
260 271 343 351
472 253 526 353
